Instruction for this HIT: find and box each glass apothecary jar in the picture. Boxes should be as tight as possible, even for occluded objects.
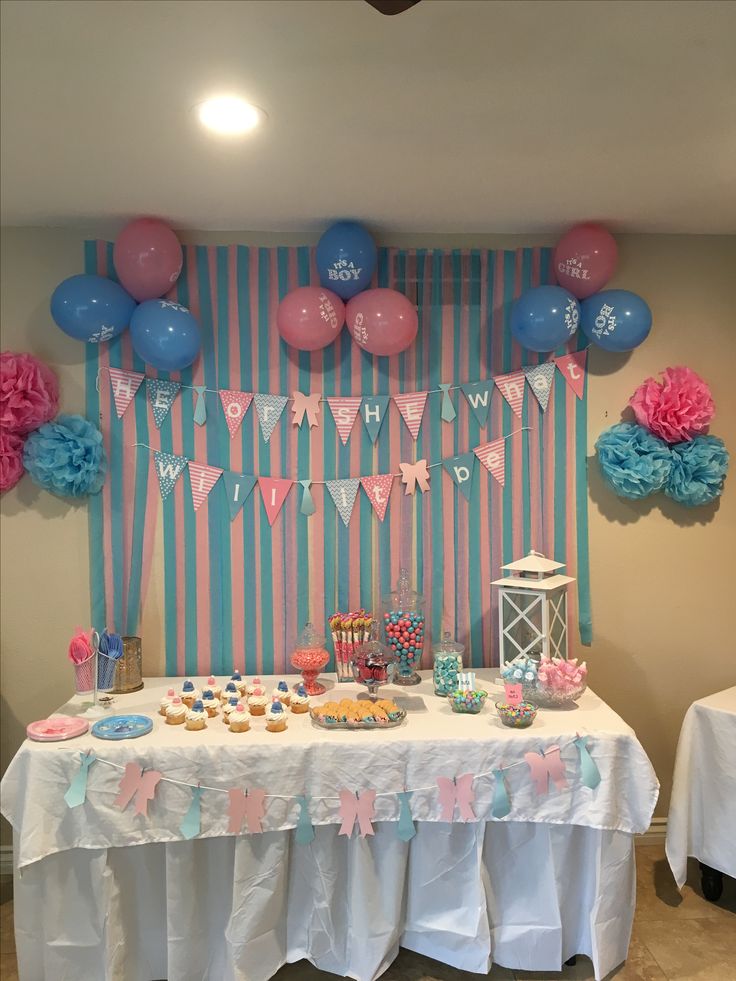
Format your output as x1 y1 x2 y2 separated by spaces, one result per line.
351 623 397 700
432 631 464 696
291 622 330 695
382 568 425 686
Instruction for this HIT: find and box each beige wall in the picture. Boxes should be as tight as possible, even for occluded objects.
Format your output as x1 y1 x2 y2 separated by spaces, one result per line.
2 228 735 846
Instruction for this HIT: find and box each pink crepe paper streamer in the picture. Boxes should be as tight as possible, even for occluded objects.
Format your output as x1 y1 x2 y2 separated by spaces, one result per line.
524 746 569 795
114 762 162 817
399 459 430 495
338 790 377 838
227 788 266 834
291 391 321 428
437 774 476 822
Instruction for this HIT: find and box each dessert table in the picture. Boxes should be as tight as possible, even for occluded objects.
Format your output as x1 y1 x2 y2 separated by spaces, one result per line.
665 685 736 899
1 671 658 981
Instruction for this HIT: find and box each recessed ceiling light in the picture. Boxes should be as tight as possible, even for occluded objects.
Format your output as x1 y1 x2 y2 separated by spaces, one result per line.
197 96 265 136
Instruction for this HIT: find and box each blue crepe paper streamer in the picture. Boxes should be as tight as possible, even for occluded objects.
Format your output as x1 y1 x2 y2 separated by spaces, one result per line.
397 791 416 841
64 751 97 808
193 386 207 426
180 786 204 839
574 736 601 789
295 795 315 844
491 769 511 819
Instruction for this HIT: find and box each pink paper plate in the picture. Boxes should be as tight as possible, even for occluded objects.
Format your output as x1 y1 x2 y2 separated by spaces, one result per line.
27 716 90 742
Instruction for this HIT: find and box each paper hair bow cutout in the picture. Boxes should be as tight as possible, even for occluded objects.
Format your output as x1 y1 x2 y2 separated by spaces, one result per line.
437 774 476 821
524 745 569 795
114 762 163 817
400 459 430 495
291 391 321 428
338 790 376 838
227 788 266 834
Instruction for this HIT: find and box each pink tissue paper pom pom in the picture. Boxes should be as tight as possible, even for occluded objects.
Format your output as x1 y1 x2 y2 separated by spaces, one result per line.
0 351 60 435
0 429 25 493
629 366 714 445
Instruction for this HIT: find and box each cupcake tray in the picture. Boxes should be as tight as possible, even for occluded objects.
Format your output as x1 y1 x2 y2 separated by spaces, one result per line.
309 708 407 731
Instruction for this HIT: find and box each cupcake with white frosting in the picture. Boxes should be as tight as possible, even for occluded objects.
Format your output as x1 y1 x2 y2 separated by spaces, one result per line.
271 680 291 706
229 703 251 733
248 686 269 716
185 699 208 731
180 679 201 708
165 697 187 725
205 676 221 700
159 687 177 717
220 681 240 704
265 699 288 732
201 689 220 718
222 697 242 724
230 670 247 697
290 684 310 714
247 677 263 697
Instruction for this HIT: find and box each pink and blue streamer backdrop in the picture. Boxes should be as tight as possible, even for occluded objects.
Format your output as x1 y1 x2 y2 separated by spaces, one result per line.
85 242 591 675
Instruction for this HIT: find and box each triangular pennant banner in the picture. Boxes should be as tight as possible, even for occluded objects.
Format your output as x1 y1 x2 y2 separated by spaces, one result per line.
326 478 361 526
326 397 362 445
461 380 494 426
360 396 390 443
523 363 556 411
222 472 257 521
108 368 144 418
192 385 207 426
254 393 288 442
442 452 476 501
439 383 456 423
299 479 316 516
474 437 506 486
554 350 587 400
495 371 525 418
360 474 393 522
219 390 254 438
146 379 181 429
153 450 187 500
188 462 223 511
258 477 293 525
393 392 428 440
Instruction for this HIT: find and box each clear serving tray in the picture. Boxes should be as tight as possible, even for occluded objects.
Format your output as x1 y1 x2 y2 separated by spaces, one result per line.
309 708 407 731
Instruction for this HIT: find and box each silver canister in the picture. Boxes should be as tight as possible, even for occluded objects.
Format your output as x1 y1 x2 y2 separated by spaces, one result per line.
112 636 144 693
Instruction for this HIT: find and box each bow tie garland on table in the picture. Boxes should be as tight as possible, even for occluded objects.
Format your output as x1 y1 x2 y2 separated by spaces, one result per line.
104 349 586 442
63 736 601 841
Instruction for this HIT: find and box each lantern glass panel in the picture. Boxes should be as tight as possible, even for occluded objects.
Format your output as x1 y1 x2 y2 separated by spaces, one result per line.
501 590 544 659
548 590 568 658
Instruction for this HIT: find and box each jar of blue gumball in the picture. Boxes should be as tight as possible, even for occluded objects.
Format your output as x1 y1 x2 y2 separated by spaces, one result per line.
432 631 464 696
382 568 425 686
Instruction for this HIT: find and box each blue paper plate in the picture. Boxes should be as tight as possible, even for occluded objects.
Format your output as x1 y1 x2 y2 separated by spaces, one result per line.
91 714 153 740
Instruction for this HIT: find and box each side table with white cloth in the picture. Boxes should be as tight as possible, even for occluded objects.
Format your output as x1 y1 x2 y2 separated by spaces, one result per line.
1 672 659 981
666 685 736 901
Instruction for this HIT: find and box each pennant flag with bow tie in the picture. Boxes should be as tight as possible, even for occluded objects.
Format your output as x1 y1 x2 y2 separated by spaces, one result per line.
254 393 288 442
108 368 144 418
326 478 360 526
523 362 556 411
146 379 181 429
153 450 187 500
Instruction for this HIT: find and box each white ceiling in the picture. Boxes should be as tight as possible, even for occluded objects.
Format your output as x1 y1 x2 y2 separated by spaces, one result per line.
2 0 736 234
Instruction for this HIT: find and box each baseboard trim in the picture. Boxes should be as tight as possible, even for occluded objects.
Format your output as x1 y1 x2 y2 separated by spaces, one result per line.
0 845 12 877
636 817 667 845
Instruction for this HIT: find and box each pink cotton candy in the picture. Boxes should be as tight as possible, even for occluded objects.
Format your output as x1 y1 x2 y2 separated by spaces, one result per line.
0 429 25 493
629 366 714 444
0 351 59 435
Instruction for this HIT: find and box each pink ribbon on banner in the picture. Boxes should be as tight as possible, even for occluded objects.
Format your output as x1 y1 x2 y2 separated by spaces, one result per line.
437 774 476 821
399 459 430 495
524 745 569 795
227 788 266 834
114 762 162 817
291 391 321 428
338 790 377 837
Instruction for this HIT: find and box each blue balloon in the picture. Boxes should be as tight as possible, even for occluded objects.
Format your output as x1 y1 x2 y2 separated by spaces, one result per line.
129 299 201 371
316 221 377 300
510 286 580 352
581 290 652 351
50 274 136 343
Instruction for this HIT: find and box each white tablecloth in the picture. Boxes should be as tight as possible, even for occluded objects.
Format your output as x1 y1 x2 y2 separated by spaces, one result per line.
665 685 736 888
2 672 659 981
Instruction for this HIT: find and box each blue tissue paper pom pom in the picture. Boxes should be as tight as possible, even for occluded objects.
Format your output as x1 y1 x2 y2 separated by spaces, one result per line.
23 413 106 498
665 435 729 507
595 422 671 500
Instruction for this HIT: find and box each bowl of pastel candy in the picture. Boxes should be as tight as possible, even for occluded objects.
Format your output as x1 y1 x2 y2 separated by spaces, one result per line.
448 688 488 714
527 656 587 708
495 700 537 728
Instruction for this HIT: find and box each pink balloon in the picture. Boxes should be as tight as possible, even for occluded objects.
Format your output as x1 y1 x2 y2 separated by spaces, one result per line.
113 218 183 302
277 287 345 351
553 224 618 299
347 289 418 357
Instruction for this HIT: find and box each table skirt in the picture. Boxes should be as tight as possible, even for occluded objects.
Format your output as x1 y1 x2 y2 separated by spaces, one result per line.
13 820 635 981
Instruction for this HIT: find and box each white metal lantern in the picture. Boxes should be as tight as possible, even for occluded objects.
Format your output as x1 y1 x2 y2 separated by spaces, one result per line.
491 550 575 669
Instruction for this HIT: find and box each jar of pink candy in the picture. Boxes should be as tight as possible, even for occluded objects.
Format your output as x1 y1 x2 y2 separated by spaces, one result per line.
382 568 425 686
291 622 330 695
527 656 587 708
